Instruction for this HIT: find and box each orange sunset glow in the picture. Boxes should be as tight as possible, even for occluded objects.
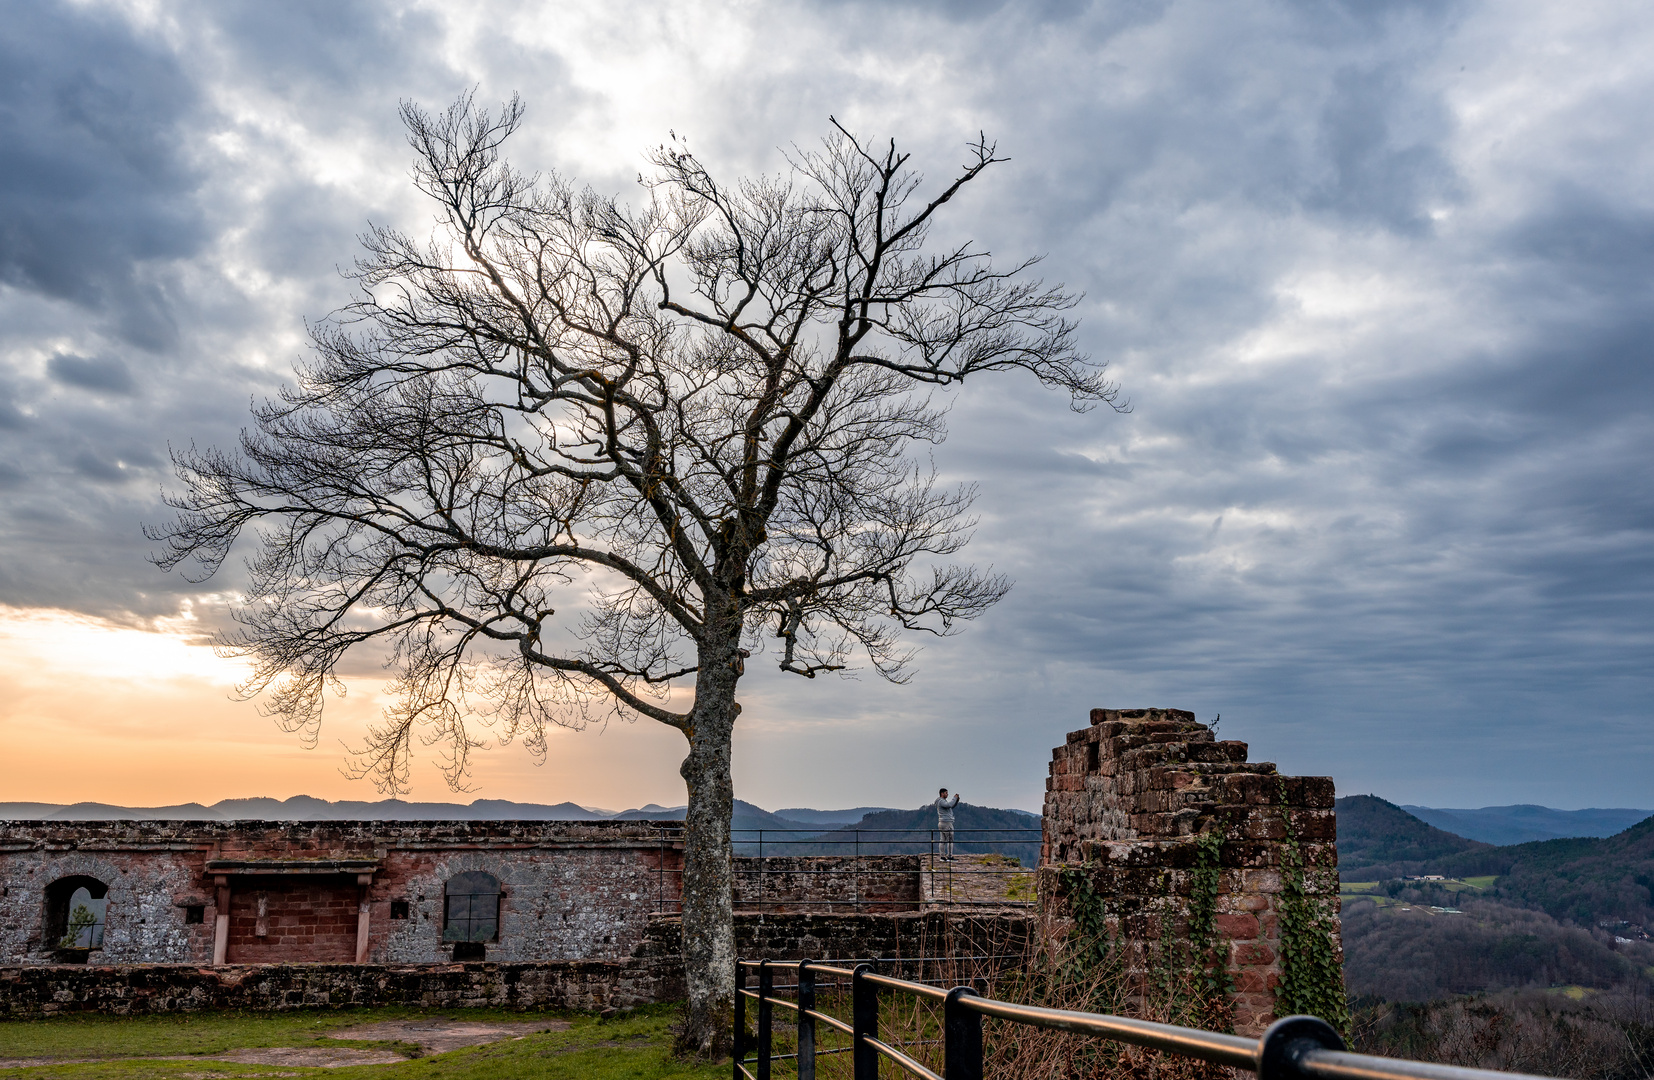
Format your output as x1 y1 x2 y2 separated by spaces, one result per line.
0 606 695 810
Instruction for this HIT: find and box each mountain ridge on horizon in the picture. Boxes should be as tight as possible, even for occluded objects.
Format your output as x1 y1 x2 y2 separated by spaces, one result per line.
0 795 1041 828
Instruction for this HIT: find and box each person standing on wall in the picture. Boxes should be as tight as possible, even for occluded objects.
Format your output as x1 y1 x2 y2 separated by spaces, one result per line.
934 788 961 860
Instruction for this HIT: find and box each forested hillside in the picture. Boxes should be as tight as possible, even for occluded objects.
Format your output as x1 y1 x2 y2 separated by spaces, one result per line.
1341 797 1654 928
1336 795 1492 877
1338 794 1654 1024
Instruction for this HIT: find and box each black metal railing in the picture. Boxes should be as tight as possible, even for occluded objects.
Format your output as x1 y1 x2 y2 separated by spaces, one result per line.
733 958 1560 1080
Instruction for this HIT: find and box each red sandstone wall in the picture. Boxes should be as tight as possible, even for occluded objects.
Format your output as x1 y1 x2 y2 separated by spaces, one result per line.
229 882 361 964
1038 708 1340 1037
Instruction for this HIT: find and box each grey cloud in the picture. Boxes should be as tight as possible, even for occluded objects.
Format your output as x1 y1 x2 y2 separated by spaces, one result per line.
71 451 131 483
47 354 135 395
1 0 1651 811
1308 64 1459 232
0 5 209 349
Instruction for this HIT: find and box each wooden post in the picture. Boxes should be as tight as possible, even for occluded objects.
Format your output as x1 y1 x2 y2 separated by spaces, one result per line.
355 874 373 963
212 877 231 966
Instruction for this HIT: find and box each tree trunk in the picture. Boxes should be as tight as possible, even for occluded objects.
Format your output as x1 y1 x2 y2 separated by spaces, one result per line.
674 643 740 1057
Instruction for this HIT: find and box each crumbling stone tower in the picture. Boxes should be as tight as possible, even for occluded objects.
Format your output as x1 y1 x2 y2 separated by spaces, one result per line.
1038 708 1341 1036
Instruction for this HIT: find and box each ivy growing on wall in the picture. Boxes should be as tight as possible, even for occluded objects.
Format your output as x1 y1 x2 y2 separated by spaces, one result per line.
1275 783 1350 1033
1187 828 1235 1001
1058 838 1233 1036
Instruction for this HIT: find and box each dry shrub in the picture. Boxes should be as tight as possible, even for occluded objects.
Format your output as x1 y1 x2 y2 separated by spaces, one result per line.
751 916 1236 1080
982 929 1234 1080
1352 986 1654 1080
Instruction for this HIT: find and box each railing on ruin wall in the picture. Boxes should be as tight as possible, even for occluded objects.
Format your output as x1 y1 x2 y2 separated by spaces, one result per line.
648 828 1044 915
733 958 1562 1080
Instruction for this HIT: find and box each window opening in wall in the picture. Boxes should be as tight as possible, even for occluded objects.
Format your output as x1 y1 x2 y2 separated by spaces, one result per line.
43 876 109 956
184 905 205 924
452 941 486 961
442 871 500 945
389 900 410 920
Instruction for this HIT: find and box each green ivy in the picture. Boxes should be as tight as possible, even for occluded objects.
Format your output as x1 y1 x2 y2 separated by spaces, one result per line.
1188 829 1235 1002
1059 839 1233 1036
1275 783 1350 1034
1057 865 1121 980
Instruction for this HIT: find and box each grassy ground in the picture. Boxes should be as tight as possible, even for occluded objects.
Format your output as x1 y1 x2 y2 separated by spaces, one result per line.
0 1005 725 1080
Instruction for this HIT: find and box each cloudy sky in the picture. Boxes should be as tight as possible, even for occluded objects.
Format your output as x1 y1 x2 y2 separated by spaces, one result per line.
2 0 1650 815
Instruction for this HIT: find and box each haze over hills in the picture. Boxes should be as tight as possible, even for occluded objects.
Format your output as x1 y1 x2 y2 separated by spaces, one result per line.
1400 804 1654 846
0 796 1012 833
773 807 898 826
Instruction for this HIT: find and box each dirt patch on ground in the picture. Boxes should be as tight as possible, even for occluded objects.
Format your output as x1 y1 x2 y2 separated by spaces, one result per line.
324 1017 569 1055
214 1047 408 1067
0 1046 400 1069
0 1017 570 1070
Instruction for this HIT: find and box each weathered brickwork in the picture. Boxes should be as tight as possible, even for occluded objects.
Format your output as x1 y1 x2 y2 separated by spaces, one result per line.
731 856 922 912
0 959 674 1016
0 820 682 966
1038 708 1340 1036
0 911 1028 1017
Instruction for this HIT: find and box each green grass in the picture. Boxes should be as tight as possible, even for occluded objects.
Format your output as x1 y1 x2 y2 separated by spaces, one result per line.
1339 882 1380 893
0 1005 725 1080
1460 876 1498 890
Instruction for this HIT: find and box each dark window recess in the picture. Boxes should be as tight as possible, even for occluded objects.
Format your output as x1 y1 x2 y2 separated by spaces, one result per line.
184 905 205 924
452 941 486 961
44 876 109 951
442 871 500 943
389 900 410 920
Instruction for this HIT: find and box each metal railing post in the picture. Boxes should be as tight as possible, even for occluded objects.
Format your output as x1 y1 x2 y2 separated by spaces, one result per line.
733 959 746 1080
757 959 773 1080
797 959 816 1080
1259 1015 1345 1080
851 962 877 1080
945 987 983 1080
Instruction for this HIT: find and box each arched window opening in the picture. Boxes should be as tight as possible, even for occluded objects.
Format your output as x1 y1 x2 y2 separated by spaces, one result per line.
442 871 500 946
44 876 109 951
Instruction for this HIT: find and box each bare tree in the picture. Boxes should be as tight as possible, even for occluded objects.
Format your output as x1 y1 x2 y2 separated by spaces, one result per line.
150 93 1121 1053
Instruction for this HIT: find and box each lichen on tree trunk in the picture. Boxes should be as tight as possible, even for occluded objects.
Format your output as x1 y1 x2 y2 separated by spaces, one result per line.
674 651 740 1056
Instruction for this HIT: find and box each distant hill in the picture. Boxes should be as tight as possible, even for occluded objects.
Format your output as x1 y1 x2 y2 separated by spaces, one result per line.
0 796 609 822
1453 817 1654 928
1336 795 1493 879
1339 797 1654 931
611 799 816 831
773 807 897 826
1401 804 1653 846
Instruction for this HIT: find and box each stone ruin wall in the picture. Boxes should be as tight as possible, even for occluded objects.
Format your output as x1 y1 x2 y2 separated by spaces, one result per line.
0 911 1032 1017
0 819 682 966
0 819 944 971
1039 708 1340 1036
